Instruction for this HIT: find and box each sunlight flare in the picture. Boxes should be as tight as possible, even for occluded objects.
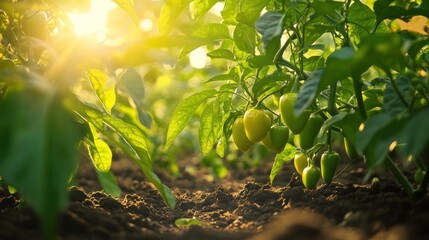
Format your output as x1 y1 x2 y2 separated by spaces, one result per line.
67 0 117 39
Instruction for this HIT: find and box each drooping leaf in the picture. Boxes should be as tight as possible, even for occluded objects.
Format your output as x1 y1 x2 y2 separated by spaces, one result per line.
158 0 193 34
255 11 284 47
75 103 176 209
0 88 86 239
294 69 324 116
86 69 116 114
270 144 296 184
166 89 217 150
233 23 256 53
199 100 223 156
112 0 138 24
96 170 121 197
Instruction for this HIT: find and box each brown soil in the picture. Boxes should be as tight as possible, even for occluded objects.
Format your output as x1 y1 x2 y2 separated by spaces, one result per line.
0 154 429 240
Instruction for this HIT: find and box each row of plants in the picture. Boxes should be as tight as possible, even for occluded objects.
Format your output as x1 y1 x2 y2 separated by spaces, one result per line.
165 0 429 196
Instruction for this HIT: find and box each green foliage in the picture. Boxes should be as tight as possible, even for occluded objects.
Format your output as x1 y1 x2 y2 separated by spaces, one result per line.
0 88 86 239
0 0 179 238
163 0 429 198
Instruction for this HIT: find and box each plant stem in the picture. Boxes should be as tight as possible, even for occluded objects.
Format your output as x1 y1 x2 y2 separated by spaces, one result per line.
327 128 333 152
328 82 338 115
352 74 367 119
385 155 415 199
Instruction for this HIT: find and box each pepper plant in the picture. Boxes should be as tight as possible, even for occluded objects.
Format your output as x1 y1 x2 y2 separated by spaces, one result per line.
0 0 179 239
164 0 429 196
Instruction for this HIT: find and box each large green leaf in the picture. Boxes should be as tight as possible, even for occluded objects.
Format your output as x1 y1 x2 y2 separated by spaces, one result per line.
199 100 223 156
166 89 217 150
0 88 86 239
87 69 116 114
112 0 138 24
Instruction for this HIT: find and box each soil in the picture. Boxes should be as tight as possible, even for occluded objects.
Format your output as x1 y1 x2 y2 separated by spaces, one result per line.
1 153 429 240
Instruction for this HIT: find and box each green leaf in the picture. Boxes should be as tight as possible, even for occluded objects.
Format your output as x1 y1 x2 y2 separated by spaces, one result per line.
192 23 231 40
87 69 116 114
175 218 204 227
96 170 121 197
221 0 240 25
236 0 270 26
158 0 193 34
361 117 406 169
191 0 219 20
383 75 412 116
355 113 392 155
252 70 289 98
294 69 323 116
166 89 217 150
76 103 176 209
86 135 112 173
373 0 407 24
117 68 145 105
0 89 86 239
112 0 138 24
207 49 235 60
303 56 325 72
318 111 362 144
399 108 429 157
233 23 256 53
199 101 223 157
270 144 296 184
255 11 284 47
348 0 376 43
